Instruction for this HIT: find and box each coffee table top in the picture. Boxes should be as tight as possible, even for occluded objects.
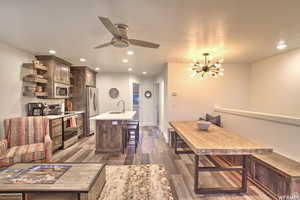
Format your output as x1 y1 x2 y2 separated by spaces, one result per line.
0 163 106 192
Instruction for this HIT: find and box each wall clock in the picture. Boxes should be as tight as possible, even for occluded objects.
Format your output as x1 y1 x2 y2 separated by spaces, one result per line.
144 91 152 99
109 88 119 99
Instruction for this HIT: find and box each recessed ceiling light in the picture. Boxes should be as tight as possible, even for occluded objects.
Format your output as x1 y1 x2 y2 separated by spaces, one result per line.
128 68 133 71
80 58 86 62
277 42 287 50
49 50 56 54
95 67 100 71
122 59 128 63
127 50 134 55
142 71 147 75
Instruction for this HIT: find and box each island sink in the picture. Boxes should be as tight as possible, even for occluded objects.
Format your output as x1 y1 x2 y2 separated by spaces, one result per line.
109 111 124 114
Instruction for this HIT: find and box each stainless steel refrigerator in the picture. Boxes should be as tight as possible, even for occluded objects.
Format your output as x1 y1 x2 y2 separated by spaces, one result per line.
86 86 99 136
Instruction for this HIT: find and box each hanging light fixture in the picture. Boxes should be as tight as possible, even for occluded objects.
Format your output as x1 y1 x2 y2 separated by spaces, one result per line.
188 53 224 79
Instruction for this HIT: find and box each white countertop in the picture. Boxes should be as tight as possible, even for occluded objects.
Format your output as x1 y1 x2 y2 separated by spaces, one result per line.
90 111 136 121
45 111 85 119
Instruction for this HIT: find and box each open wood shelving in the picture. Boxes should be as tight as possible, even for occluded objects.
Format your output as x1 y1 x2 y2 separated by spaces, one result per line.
22 61 49 98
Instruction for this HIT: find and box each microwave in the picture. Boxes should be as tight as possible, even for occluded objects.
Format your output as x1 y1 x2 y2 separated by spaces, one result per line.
54 83 70 98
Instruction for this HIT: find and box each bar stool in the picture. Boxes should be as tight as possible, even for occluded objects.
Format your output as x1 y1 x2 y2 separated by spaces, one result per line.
127 120 139 153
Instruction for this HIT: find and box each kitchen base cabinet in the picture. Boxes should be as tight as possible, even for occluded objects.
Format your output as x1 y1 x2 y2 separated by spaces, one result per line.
77 113 84 138
95 120 127 153
49 118 63 152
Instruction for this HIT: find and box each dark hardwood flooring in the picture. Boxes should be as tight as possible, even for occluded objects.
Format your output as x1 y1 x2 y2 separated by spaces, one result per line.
0 126 270 200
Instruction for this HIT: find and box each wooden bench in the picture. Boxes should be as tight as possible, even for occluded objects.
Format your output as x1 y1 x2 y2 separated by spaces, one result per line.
220 153 300 199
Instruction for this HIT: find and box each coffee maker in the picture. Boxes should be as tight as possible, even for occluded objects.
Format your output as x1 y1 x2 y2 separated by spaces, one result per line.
27 103 47 116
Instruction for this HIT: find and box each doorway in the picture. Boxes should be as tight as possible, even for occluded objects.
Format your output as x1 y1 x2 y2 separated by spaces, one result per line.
132 83 140 121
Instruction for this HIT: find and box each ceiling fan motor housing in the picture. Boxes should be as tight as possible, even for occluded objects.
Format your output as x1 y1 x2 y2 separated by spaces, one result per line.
111 24 130 48
111 37 129 48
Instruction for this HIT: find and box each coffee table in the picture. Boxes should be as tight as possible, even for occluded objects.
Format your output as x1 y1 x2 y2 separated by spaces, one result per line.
0 163 106 200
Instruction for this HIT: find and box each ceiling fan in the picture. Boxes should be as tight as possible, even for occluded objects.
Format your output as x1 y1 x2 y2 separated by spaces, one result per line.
94 17 160 49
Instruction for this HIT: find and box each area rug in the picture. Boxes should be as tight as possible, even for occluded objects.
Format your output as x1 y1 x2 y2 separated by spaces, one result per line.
99 164 174 200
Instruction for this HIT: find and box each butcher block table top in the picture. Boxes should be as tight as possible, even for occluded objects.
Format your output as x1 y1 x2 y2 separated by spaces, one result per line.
169 121 273 156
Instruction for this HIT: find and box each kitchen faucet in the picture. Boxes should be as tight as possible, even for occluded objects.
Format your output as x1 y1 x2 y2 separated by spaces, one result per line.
117 100 125 113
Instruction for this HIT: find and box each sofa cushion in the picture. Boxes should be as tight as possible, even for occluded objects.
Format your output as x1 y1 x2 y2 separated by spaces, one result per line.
6 143 45 164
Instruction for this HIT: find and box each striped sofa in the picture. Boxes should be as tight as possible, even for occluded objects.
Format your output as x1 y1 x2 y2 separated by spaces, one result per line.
0 117 52 167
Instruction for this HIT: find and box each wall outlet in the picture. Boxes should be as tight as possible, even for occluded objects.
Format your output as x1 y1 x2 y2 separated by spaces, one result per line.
171 92 178 96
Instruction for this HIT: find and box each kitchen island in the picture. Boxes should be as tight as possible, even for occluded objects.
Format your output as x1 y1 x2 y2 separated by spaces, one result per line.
90 111 136 153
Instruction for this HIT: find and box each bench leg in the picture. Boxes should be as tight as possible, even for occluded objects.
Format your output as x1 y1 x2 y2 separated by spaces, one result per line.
194 154 249 194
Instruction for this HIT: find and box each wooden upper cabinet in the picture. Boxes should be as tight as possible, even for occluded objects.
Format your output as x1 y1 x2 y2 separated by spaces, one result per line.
54 62 70 85
85 69 96 87
36 55 72 98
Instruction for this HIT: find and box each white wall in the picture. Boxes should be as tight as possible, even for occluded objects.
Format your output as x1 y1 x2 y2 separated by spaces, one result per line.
167 62 251 122
220 48 300 162
250 49 300 117
140 77 156 126
155 66 168 140
97 72 133 113
165 56 300 162
96 72 156 126
0 42 63 139
217 109 300 162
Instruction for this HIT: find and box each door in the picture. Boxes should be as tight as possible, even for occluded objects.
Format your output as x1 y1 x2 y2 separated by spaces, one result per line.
132 83 140 121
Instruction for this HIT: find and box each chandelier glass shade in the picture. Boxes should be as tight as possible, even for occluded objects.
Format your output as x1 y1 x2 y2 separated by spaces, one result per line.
188 53 224 79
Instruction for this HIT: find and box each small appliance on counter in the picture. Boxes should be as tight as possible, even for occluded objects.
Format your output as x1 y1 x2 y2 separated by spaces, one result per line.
27 103 47 116
46 104 62 115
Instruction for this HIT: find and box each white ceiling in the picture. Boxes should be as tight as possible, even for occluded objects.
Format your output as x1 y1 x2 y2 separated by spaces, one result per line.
0 0 300 75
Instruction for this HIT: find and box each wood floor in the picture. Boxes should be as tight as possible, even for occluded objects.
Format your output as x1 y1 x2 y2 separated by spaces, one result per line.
52 126 271 200
1 126 271 200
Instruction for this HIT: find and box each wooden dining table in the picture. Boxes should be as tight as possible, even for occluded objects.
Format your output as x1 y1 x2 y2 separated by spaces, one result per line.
169 121 273 195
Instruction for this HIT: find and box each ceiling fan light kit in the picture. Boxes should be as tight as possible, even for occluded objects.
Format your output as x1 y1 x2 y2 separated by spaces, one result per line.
189 53 224 79
95 17 160 49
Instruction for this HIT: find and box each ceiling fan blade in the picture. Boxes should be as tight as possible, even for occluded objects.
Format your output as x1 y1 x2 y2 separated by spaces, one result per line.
98 17 121 37
94 42 112 49
129 39 160 48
